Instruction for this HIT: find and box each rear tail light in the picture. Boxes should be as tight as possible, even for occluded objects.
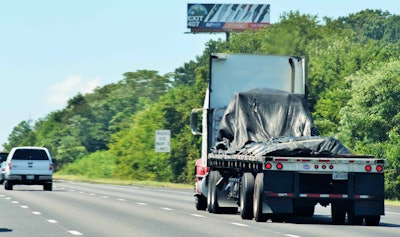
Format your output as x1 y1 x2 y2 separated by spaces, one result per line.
8 162 12 170
376 165 384 172
49 164 53 171
276 163 283 170
365 165 372 172
265 163 272 169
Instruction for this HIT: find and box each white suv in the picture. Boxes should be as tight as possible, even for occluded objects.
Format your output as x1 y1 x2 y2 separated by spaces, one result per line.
4 146 53 191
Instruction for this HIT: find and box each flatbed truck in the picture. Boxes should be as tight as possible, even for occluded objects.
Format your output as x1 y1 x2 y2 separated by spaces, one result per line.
191 53 385 225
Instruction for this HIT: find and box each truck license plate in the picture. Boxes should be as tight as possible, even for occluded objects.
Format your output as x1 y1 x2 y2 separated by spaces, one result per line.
332 172 348 180
26 175 34 180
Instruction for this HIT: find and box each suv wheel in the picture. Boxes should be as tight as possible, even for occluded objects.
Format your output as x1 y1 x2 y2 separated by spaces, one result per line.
4 180 13 190
44 182 52 191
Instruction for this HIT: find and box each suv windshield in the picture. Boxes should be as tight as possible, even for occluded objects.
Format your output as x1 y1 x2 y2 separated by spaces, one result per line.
12 149 49 160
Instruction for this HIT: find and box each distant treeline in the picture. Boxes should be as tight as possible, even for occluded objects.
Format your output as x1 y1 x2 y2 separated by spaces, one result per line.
3 10 400 199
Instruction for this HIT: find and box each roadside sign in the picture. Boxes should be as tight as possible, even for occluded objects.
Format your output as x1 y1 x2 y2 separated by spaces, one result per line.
155 130 170 153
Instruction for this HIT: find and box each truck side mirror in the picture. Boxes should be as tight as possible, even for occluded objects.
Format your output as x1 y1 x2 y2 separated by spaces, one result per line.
190 109 202 135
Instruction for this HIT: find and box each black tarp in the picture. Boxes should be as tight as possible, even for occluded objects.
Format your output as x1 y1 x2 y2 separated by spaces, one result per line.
213 88 350 156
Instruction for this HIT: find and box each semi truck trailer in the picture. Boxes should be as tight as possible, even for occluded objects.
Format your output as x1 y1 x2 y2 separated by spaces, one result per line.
191 53 385 225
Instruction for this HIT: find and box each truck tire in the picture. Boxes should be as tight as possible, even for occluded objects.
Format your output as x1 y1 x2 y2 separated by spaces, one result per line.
4 180 13 190
208 171 222 214
348 213 363 225
253 173 267 222
240 172 254 220
331 202 346 224
195 195 207 210
207 171 216 213
365 215 380 226
347 202 363 225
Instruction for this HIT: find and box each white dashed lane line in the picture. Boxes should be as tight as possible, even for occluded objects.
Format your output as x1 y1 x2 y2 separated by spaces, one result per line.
3 196 85 236
190 214 205 218
231 222 248 227
68 230 84 236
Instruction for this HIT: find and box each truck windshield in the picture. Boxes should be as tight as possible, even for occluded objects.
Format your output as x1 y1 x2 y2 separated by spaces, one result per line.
12 149 49 160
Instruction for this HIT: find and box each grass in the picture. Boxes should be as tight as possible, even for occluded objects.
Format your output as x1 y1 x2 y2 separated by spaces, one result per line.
385 199 400 206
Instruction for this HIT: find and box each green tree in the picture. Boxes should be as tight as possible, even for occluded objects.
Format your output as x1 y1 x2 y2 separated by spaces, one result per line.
337 9 400 43
110 103 173 181
338 60 400 146
3 120 36 151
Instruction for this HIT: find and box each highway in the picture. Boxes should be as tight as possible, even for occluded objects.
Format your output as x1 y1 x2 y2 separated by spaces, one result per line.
0 180 399 237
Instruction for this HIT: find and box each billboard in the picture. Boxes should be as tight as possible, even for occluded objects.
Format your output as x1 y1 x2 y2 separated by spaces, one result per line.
187 4 270 33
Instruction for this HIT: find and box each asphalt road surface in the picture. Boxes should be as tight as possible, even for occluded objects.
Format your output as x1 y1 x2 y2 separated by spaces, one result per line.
0 180 399 237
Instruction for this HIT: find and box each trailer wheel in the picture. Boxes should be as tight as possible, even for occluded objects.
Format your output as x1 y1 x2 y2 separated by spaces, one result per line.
253 173 267 222
348 213 363 225
365 215 380 226
195 195 207 210
331 202 346 224
240 172 254 220
347 202 363 225
208 171 222 214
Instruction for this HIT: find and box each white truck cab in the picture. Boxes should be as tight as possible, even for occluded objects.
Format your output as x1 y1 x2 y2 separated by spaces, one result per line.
4 146 53 191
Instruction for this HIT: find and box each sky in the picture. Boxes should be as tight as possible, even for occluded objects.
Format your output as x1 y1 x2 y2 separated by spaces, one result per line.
1 1 399 150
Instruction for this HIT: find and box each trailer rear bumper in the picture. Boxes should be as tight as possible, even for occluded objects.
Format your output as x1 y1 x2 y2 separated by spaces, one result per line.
260 171 385 216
